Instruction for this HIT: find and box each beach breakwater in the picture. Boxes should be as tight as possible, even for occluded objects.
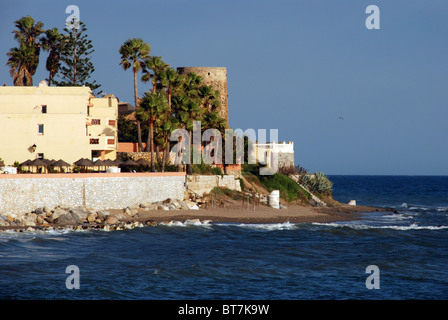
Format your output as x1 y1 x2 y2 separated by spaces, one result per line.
0 172 186 216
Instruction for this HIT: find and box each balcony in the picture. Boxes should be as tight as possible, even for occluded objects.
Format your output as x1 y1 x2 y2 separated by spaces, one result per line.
88 135 116 150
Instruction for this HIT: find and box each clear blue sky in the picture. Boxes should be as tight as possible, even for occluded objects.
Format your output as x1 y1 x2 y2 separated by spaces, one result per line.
1 0 447 175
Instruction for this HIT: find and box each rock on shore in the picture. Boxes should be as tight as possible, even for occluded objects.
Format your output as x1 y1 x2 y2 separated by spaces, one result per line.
0 198 204 233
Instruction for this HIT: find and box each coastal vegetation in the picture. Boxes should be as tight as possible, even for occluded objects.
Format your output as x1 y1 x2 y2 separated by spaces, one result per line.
238 163 334 206
4 16 226 172
119 37 151 152
6 16 101 93
118 37 226 172
4 15 334 198
51 22 101 95
6 16 45 86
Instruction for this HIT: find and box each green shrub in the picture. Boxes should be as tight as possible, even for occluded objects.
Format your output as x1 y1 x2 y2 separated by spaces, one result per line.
163 162 180 172
241 163 260 175
211 166 223 175
258 173 303 202
192 162 223 175
301 172 333 195
239 178 245 191
210 186 242 200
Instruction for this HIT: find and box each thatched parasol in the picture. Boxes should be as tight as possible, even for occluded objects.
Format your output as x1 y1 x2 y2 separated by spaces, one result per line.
93 159 107 171
20 159 32 166
30 158 47 166
47 159 58 166
19 159 32 172
30 158 48 173
73 158 94 172
52 159 71 172
74 158 90 166
113 158 124 166
78 158 94 167
52 159 70 166
93 159 107 166
103 159 115 166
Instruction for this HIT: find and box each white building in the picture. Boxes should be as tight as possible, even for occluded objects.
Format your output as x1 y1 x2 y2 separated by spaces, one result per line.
254 141 295 169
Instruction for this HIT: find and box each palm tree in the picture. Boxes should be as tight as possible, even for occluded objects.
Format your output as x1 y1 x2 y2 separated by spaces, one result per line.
137 91 169 171
6 44 34 86
142 56 169 156
155 113 179 172
42 28 63 86
142 56 169 93
176 97 206 173
8 15 45 86
199 84 221 112
13 16 45 46
119 38 151 152
160 66 181 112
182 72 203 99
203 109 227 165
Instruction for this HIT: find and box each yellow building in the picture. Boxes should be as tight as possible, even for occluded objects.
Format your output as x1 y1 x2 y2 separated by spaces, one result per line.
0 81 118 166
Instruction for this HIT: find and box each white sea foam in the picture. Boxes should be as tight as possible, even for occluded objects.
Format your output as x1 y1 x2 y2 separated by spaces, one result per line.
159 219 212 227
398 203 448 212
232 221 298 231
383 213 414 220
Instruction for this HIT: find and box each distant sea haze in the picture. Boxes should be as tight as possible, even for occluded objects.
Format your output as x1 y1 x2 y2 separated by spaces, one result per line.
0 175 447 299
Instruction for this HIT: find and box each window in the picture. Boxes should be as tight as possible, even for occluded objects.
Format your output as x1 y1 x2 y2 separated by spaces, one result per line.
107 139 115 145
37 153 44 160
38 124 44 135
41 105 47 113
91 119 101 125
108 120 116 126
90 138 99 145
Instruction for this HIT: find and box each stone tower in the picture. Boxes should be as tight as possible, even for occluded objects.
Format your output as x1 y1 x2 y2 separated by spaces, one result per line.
177 67 228 126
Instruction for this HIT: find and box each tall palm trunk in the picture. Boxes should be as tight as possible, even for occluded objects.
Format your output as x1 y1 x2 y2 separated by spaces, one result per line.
148 119 155 172
186 130 193 175
156 143 162 165
168 88 172 111
134 69 144 152
161 143 169 172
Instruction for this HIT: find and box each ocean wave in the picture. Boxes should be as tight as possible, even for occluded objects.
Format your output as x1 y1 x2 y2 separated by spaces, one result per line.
398 202 448 212
0 227 74 240
159 219 212 227
228 222 298 231
382 213 414 220
312 222 448 231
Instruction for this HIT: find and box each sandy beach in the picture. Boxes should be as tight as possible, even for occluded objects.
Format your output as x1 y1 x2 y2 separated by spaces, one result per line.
0 198 393 232
132 203 390 225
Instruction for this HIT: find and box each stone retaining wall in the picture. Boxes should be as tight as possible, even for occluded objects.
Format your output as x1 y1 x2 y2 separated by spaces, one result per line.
187 175 241 196
0 172 186 216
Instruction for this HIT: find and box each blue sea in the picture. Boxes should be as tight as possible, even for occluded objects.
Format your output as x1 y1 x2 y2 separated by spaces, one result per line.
0 176 447 300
